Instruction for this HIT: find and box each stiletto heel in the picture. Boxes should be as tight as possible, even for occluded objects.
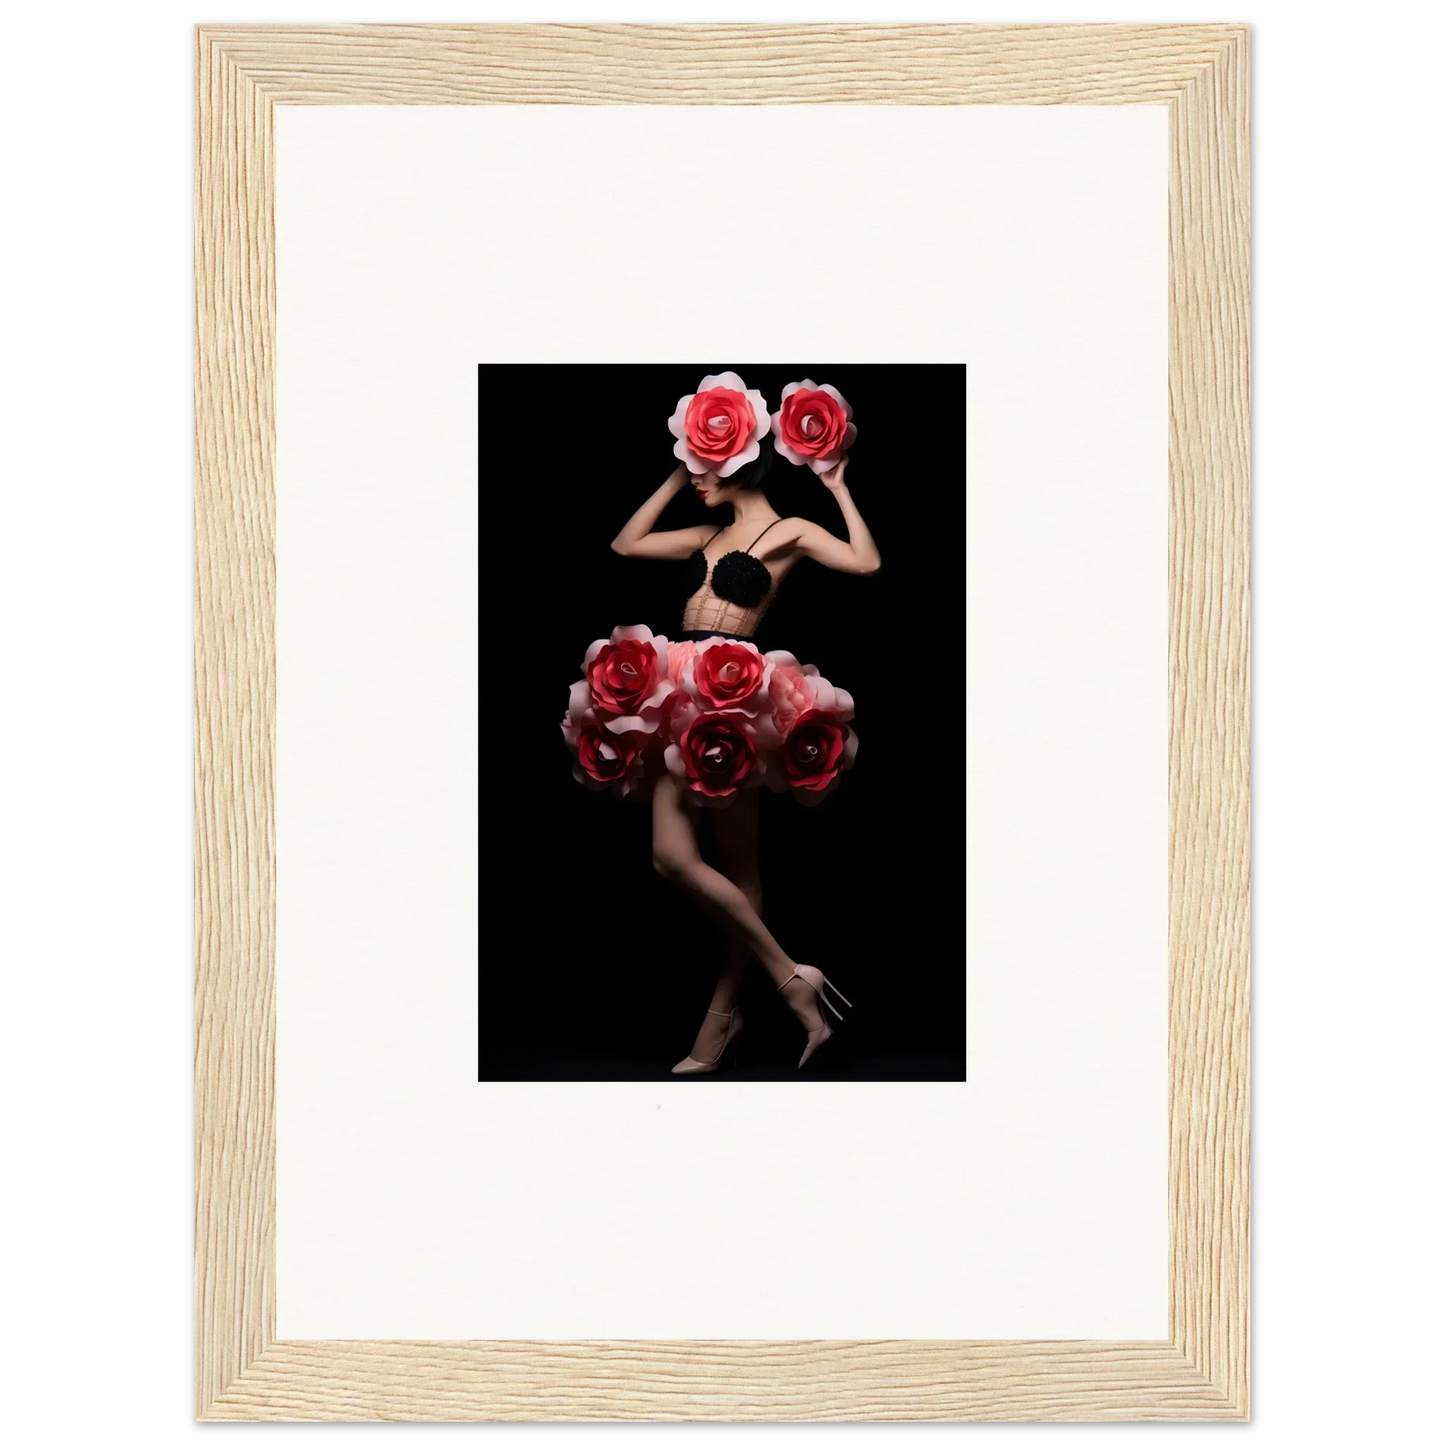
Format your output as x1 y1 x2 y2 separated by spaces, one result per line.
672 1007 745 1076
777 965 853 1069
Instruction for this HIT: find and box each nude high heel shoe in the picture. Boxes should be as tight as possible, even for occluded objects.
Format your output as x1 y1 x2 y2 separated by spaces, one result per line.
671 1007 745 1075
777 965 853 1069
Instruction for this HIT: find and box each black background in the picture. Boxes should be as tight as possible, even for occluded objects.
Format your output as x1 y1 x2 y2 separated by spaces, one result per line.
478 365 965 1081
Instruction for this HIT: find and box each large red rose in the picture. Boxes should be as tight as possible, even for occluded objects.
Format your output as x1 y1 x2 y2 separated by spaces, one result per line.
771 380 857 474
563 627 678 799
666 712 759 800
780 709 851 792
573 722 650 792
587 634 664 716
685 389 755 464
690 640 768 711
667 372 770 478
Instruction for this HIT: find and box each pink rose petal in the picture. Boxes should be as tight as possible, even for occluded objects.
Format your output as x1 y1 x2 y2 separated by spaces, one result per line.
715 437 761 478
605 714 659 735
698 371 746 393
673 438 711 475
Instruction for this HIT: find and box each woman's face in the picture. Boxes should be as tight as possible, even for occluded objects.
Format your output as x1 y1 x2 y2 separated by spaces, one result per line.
691 471 744 508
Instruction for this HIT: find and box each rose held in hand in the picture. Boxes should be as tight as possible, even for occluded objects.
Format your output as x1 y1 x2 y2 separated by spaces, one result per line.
771 380 857 474
668 713 760 800
686 390 752 463
668 372 770 477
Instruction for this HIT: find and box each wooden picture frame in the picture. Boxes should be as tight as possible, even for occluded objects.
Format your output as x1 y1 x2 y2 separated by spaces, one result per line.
195 22 1248 1421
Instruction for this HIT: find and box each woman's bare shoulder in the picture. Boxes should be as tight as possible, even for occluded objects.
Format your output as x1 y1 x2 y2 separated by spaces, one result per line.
750 517 809 555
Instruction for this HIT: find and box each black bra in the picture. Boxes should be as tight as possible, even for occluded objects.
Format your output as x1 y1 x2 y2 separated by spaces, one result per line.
684 520 784 610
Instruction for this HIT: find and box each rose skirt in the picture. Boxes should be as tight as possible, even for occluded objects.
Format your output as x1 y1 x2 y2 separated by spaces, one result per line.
561 625 858 807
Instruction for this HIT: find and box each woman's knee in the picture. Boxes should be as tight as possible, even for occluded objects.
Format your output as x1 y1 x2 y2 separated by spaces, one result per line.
652 846 697 886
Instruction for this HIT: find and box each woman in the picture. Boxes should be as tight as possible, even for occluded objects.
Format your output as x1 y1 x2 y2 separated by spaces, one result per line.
605 378 881 1075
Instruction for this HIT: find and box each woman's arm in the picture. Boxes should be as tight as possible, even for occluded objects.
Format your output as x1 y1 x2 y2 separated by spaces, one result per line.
611 467 714 560
790 458 882 575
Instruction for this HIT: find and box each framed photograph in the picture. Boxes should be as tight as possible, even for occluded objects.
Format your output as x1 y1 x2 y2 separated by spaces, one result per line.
196 22 1249 1421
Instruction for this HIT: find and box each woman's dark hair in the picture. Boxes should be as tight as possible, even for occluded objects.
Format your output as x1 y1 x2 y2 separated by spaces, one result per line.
727 430 777 491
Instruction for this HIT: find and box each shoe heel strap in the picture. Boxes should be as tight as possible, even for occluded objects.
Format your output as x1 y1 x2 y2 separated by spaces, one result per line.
778 971 852 1012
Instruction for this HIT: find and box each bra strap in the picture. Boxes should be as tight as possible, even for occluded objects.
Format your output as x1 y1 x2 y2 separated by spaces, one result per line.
746 519 783 554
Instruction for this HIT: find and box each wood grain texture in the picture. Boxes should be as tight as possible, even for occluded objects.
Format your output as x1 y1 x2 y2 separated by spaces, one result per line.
195 21 1249 1422
204 1341 1241 1422
1167 28 1250 1418
194 26 276 1417
194 22 1250 105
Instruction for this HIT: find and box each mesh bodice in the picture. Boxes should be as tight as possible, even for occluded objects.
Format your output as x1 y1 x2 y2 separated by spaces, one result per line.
682 520 784 638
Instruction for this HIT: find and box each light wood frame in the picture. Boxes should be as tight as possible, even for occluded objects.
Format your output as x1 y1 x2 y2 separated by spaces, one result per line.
196 22 1249 1422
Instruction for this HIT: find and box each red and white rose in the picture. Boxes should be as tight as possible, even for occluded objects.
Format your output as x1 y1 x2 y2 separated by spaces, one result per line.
581 624 675 730
561 625 678 797
568 721 654 796
768 709 859 805
678 637 774 717
664 710 763 804
668 372 770 478
756 655 858 803
770 379 857 474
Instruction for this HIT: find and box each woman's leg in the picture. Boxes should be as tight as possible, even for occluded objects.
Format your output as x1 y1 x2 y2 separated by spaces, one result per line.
652 775 798 981
652 776 828 1052
680 789 760 1061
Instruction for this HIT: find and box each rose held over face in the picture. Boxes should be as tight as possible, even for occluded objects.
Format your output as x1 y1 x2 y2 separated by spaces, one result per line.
667 713 760 800
771 380 857 473
668 372 770 478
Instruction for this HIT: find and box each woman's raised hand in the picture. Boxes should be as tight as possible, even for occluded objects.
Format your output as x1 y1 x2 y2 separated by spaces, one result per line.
819 456 850 492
